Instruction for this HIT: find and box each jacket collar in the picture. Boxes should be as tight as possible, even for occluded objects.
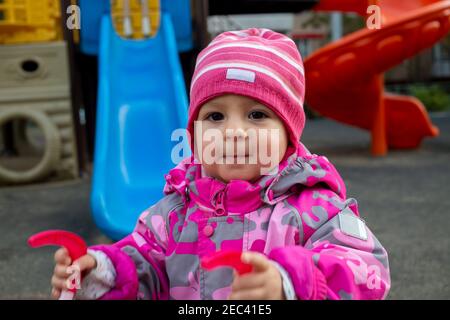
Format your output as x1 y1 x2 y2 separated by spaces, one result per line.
163 142 346 215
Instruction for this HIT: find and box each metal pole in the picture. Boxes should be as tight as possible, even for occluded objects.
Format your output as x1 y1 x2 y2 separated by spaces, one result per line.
330 12 343 42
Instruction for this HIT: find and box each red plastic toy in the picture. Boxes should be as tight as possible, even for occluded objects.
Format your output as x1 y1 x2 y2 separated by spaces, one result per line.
28 230 87 300
201 250 253 275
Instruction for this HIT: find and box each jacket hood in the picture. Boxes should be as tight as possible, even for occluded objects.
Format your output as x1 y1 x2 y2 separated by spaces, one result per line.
163 142 346 215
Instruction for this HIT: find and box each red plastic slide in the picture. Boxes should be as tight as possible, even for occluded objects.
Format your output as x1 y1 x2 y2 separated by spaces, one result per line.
305 0 449 155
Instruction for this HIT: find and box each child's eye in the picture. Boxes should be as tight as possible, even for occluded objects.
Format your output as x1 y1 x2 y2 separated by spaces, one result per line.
249 111 268 120
206 112 224 121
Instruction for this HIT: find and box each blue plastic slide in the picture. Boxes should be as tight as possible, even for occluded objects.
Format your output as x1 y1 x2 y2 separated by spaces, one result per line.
91 13 190 240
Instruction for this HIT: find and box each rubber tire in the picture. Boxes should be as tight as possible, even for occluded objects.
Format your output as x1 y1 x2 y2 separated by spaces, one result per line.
0 108 61 184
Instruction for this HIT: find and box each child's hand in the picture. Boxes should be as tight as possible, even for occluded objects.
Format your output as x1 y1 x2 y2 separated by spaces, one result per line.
228 252 285 300
51 247 97 299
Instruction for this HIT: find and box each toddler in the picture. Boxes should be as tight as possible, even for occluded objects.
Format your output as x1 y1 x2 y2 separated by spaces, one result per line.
51 28 390 300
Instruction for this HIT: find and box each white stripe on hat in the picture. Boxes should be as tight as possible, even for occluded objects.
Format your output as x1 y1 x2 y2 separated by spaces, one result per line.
227 30 250 37
259 29 270 36
196 50 300 81
190 62 303 106
217 29 295 43
196 42 304 76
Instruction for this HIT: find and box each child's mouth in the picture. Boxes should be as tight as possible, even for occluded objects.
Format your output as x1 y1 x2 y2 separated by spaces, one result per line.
222 154 251 164
223 154 249 158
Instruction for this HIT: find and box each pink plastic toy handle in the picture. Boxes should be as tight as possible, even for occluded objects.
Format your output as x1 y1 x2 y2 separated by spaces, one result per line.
201 250 253 275
28 230 88 300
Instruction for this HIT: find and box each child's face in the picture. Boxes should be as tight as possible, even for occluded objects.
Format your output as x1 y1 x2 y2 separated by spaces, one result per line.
194 94 288 183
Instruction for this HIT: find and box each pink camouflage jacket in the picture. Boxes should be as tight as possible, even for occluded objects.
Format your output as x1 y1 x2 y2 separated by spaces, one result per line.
81 142 390 300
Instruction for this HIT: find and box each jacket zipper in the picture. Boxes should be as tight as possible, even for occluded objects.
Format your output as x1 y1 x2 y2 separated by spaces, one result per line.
213 187 227 216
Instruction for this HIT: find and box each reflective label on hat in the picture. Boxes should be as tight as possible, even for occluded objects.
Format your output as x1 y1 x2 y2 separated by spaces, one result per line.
338 212 368 241
226 68 256 83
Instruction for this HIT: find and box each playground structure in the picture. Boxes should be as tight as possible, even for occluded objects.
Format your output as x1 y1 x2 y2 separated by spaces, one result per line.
0 0 80 185
0 0 62 44
306 0 450 155
0 42 79 184
110 0 161 39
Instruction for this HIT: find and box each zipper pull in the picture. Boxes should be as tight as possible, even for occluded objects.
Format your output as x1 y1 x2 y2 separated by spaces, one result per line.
214 188 226 216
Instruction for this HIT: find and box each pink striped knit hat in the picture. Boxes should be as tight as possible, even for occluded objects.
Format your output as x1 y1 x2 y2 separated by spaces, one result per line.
187 28 306 152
